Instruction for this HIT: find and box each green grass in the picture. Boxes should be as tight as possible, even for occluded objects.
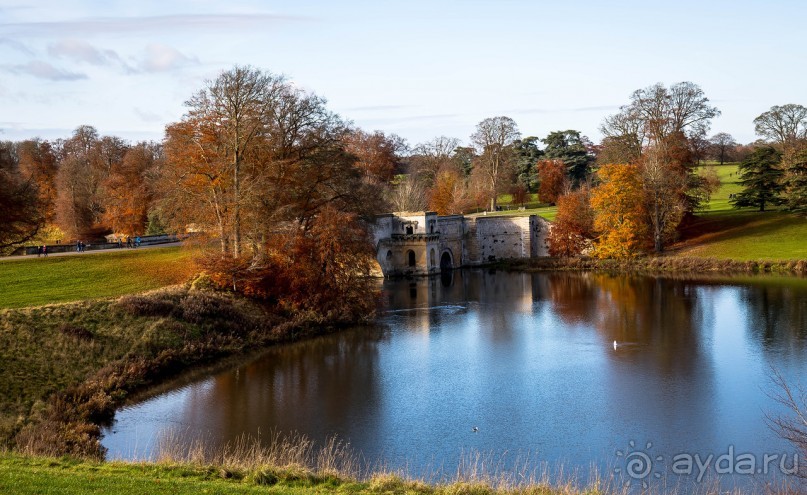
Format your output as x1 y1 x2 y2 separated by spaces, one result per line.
0 454 342 495
674 163 807 260
0 246 195 309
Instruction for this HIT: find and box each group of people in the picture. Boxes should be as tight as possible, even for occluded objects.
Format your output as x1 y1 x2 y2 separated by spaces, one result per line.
76 241 88 252
121 236 141 248
36 245 48 257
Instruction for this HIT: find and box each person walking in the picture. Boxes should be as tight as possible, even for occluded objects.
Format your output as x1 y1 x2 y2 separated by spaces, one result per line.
135 236 141 248
42 245 48 257
37 245 42 257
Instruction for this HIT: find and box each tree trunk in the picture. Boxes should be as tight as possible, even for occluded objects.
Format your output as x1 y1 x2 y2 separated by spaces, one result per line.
233 151 241 259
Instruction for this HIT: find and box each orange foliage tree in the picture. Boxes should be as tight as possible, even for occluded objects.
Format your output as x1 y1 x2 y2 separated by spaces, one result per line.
428 170 471 215
547 188 594 256
590 163 647 258
536 159 569 205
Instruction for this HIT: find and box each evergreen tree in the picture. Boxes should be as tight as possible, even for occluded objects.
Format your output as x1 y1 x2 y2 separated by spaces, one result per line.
731 146 784 212
512 136 542 192
541 130 593 186
781 146 807 212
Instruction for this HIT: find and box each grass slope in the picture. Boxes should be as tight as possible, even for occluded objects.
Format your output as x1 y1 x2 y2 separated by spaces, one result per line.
0 247 195 309
675 163 807 260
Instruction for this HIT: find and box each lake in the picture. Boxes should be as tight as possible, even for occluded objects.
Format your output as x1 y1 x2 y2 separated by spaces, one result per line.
102 270 807 491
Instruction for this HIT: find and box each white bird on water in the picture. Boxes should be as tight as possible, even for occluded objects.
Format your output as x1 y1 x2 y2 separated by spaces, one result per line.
613 340 618 350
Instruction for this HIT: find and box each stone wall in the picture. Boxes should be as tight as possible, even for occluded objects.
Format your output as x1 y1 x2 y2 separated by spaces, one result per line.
372 211 551 276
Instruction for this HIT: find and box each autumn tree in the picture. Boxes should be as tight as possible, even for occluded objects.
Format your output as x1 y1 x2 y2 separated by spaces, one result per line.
590 163 647 259
753 104 807 147
429 169 471 215
0 142 43 249
640 147 687 252
16 139 58 223
709 132 737 165
470 116 520 211
161 66 379 313
55 125 111 239
536 159 568 205
542 130 594 186
101 142 161 235
547 187 594 257
344 129 405 184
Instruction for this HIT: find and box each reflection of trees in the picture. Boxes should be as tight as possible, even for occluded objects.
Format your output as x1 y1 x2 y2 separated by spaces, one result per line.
175 327 387 452
543 272 706 376
742 284 807 352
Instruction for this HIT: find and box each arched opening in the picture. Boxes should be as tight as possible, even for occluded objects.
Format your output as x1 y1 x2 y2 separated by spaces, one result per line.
440 251 453 270
406 225 414 235
385 250 393 262
430 222 434 234
429 248 436 267
407 250 416 267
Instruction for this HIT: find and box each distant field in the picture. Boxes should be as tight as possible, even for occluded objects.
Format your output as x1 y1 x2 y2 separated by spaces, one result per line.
0 246 196 309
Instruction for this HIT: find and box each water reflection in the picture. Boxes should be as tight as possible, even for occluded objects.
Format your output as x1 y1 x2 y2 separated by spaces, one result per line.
104 271 807 490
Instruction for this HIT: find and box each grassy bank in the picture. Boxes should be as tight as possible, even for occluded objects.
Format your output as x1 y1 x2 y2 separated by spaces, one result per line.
0 284 340 457
0 246 196 309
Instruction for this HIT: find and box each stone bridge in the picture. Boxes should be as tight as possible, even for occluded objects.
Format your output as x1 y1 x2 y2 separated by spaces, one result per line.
372 211 550 276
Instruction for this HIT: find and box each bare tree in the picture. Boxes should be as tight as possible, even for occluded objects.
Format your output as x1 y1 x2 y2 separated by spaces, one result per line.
709 132 737 165
754 104 807 147
470 116 520 211
410 136 460 186
389 174 428 212
767 369 807 481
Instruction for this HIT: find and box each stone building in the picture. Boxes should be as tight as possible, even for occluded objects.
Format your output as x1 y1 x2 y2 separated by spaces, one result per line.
373 211 550 276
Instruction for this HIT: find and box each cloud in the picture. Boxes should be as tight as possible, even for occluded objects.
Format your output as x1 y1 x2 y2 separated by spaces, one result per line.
47 39 126 67
3 60 86 81
0 37 34 55
134 107 164 123
344 104 415 112
138 44 198 72
509 105 621 115
0 13 309 37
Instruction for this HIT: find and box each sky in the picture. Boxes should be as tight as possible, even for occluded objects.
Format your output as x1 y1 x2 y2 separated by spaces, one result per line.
1 0 805 148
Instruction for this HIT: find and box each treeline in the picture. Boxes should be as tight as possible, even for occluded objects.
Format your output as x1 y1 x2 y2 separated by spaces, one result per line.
2 70 806 275
547 88 807 258
0 130 162 249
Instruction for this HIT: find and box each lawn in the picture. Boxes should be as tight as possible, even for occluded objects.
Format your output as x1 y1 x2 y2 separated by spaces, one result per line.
0 246 196 309
0 455 334 495
676 163 807 260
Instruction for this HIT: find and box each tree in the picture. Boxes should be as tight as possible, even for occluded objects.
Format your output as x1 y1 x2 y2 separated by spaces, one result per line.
389 174 428 212
16 139 58 223
344 129 405 184
753 104 807 147
410 136 460 186
101 142 161 235
0 142 43 249
55 126 107 239
731 146 784 212
512 136 543 191
180 66 286 258
590 163 647 259
470 116 520 211
429 170 469 215
536 159 568 205
640 147 687 252
547 188 594 257
709 132 737 165
780 146 807 212
541 130 593 186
